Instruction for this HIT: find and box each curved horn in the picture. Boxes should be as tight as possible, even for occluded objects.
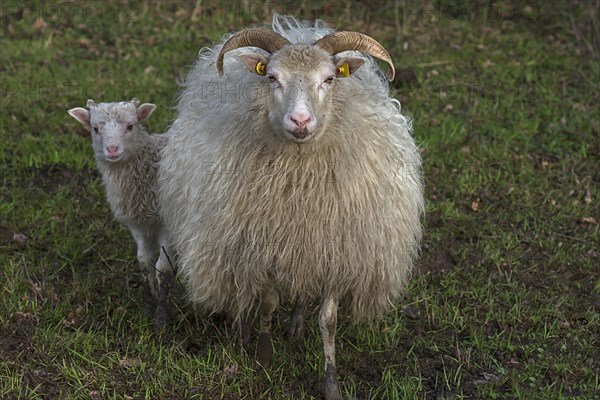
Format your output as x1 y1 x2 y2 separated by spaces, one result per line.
315 32 396 81
216 28 291 76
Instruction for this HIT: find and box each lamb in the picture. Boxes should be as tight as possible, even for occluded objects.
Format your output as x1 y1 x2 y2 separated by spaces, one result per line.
158 15 424 399
68 99 174 331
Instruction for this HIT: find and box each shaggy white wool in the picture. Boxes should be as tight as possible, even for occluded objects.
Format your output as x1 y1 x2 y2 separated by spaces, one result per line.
159 15 424 321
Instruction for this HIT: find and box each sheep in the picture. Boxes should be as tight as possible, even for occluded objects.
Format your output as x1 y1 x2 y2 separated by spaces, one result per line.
158 15 424 399
68 99 174 332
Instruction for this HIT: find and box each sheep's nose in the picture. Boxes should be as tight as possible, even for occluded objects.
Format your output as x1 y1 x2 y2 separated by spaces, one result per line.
107 145 119 154
290 113 313 129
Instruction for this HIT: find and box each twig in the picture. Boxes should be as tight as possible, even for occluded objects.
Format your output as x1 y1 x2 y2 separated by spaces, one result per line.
415 60 451 67
161 246 177 275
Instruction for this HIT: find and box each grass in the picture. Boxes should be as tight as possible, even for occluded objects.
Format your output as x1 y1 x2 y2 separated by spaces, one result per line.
1 0 599 399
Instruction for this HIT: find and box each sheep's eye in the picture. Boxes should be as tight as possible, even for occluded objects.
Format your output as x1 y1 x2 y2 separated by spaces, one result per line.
127 125 133 131
324 76 334 84
267 75 277 83
93 127 99 134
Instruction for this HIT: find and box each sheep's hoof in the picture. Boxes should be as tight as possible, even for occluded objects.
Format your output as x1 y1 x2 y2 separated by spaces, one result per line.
256 332 273 368
323 364 342 400
286 300 306 339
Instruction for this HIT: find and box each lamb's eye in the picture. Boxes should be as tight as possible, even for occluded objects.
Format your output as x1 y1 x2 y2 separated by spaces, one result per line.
127 125 133 131
93 127 99 134
267 75 277 83
324 76 334 84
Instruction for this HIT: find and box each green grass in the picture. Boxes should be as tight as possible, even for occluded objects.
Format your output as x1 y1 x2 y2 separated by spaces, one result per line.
1 1 599 399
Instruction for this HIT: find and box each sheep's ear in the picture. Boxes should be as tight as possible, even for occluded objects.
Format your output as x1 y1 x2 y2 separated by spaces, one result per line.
68 107 91 129
137 103 156 122
335 57 365 77
239 53 269 76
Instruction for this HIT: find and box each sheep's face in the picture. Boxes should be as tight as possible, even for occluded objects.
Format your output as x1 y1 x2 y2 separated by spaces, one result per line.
68 101 155 163
240 45 365 144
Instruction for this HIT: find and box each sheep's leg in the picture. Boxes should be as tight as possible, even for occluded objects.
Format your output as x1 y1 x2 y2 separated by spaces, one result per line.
154 235 174 334
129 227 158 314
256 288 279 367
239 313 252 355
286 297 307 339
320 296 341 400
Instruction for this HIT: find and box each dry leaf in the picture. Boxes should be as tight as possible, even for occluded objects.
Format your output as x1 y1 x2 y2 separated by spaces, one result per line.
403 305 421 320
473 372 499 385
559 320 572 328
32 18 47 30
119 357 141 368
63 306 83 327
13 311 34 321
578 217 597 225
223 364 238 380
443 104 454 112
90 391 101 400
584 186 592 204
13 232 28 245
471 198 480 212
78 38 92 48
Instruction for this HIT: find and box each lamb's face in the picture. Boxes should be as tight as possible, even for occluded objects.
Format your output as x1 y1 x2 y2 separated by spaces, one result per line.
89 103 140 162
239 46 365 144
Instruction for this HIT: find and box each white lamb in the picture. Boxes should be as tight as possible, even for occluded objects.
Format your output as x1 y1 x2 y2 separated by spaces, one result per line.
68 99 173 331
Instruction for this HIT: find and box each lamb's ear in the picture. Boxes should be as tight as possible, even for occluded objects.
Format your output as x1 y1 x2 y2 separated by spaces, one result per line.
239 53 269 76
67 107 91 129
137 103 156 122
335 57 366 77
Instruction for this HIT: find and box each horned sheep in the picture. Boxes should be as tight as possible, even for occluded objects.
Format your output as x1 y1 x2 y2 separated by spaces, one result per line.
68 99 173 331
158 16 424 399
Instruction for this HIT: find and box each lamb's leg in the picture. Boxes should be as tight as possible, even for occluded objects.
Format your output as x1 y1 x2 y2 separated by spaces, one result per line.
129 227 158 315
286 297 307 339
256 288 279 367
320 296 341 400
154 235 174 334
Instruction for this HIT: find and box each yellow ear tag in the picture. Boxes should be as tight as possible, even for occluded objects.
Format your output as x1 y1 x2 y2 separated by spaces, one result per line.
256 61 266 76
336 63 350 77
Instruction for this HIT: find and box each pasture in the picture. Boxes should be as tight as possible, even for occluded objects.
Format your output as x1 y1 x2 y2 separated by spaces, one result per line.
1 1 598 399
